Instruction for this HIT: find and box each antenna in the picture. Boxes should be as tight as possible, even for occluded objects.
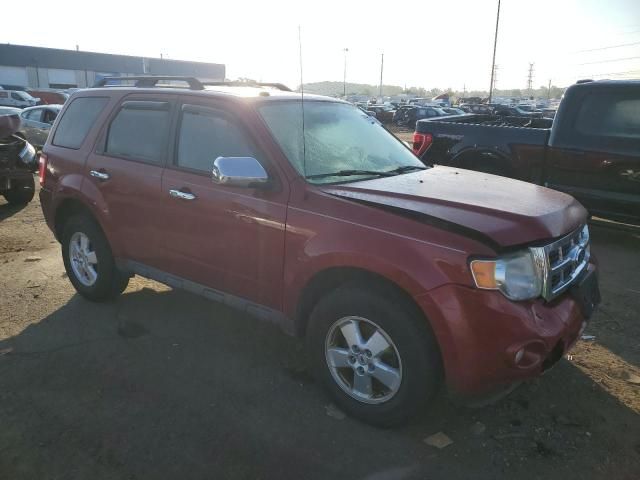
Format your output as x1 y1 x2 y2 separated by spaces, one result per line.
298 25 307 177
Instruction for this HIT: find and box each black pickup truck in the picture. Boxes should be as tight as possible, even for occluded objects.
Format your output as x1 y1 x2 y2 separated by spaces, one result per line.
413 80 640 224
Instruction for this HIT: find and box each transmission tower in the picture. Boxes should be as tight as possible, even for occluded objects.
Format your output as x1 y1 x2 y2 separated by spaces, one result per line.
527 63 535 97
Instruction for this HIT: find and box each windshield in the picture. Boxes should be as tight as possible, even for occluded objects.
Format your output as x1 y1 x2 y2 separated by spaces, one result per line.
16 92 33 101
258 101 424 184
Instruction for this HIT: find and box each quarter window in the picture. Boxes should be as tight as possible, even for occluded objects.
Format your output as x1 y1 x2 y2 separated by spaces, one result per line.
105 101 171 163
53 97 109 149
176 105 257 172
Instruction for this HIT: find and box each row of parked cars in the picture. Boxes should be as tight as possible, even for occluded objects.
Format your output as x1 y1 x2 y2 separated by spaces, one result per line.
356 100 556 128
0 86 69 108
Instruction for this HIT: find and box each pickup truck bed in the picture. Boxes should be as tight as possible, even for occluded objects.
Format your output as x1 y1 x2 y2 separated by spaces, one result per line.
414 80 640 224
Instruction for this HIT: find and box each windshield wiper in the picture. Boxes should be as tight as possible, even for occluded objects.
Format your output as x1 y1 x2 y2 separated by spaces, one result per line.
306 169 395 180
383 165 427 175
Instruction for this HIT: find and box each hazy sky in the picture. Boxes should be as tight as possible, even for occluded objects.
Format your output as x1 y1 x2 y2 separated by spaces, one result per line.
2 0 639 91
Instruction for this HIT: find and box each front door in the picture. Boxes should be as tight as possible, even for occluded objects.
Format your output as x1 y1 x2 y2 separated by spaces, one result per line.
158 99 288 310
84 95 174 267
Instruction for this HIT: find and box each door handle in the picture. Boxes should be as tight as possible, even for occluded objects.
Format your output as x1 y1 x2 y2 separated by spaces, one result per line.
90 170 110 181
169 189 196 201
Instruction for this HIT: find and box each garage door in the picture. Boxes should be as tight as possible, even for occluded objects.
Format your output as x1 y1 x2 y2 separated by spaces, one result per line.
0 66 28 87
48 69 77 88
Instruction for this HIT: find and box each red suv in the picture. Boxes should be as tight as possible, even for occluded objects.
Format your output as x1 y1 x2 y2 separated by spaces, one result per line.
39 76 600 426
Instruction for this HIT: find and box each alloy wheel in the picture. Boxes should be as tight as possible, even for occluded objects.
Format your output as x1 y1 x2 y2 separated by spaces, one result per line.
325 316 403 404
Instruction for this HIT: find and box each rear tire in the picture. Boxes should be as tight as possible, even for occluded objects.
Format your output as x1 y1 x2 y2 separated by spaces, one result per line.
306 284 442 427
61 214 129 301
3 176 35 205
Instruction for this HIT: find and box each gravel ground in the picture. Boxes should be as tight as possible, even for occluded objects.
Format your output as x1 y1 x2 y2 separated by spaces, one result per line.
0 181 639 480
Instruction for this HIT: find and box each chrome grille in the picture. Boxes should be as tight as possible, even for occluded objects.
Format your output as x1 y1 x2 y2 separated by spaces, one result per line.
535 225 590 301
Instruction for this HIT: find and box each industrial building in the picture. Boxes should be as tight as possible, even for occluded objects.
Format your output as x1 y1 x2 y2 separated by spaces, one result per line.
0 44 225 89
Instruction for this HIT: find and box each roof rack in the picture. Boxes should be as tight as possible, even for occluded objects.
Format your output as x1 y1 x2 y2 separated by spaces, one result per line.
201 81 292 92
93 76 205 89
92 76 292 92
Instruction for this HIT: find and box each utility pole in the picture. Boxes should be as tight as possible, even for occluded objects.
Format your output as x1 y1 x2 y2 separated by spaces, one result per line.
492 64 499 92
547 78 552 100
343 48 349 98
527 63 535 97
379 53 384 98
488 0 501 103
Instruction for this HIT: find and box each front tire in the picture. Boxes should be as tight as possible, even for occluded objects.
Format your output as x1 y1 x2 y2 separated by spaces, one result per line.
307 284 442 427
3 176 35 205
61 214 129 301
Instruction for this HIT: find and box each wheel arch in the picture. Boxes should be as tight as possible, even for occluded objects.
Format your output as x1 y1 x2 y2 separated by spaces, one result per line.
294 266 435 340
450 147 513 176
53 198 117 256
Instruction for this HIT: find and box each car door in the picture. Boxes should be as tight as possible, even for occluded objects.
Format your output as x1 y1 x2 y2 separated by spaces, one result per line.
546 87 640 222
158 97 288 310
85 95 174 267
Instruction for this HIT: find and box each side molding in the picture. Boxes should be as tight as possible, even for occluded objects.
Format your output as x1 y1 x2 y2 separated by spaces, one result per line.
119 260 295 336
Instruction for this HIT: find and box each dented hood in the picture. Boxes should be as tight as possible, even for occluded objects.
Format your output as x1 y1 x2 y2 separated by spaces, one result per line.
321 166 587 249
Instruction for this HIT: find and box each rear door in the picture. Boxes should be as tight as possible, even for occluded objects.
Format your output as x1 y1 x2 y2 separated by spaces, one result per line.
85 95 175 266
546 86 640 222
158 97 288 310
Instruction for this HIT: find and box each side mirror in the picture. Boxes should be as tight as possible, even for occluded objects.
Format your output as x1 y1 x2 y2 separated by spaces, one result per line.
211 156 269 188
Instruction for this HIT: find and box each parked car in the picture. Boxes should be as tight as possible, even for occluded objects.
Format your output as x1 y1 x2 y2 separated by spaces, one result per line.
493 104 542 118
413 79 640 224
27 89 69 106
396 106 447 128
40 76 600 426
459 103 494 114
0 90 39 108
366 105 395 123
19 105 62 149
0 106 22 116
440 107 466 116
0 114 38 204
392 105 415 124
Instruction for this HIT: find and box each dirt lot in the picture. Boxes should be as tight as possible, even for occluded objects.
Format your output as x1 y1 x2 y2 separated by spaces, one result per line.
0 182 639 480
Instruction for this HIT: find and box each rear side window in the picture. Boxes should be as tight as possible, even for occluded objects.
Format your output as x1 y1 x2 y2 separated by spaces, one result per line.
105 101 171 163
575 90 640 139
176 105 257 172
53 97 109 149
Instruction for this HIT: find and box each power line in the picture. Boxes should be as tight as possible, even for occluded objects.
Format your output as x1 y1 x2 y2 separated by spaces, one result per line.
592 69 640 75
590 69 640 77
575 41 640 53
579 56 640 65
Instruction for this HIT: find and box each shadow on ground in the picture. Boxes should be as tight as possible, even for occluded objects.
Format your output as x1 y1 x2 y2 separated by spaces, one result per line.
0 282 638 480
0 201 27 222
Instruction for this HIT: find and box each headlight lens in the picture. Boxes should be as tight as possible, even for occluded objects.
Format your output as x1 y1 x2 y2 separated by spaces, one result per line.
471 249 543 301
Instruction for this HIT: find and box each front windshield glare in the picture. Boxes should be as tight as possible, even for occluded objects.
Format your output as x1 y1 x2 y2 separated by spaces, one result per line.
258 101 424 184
